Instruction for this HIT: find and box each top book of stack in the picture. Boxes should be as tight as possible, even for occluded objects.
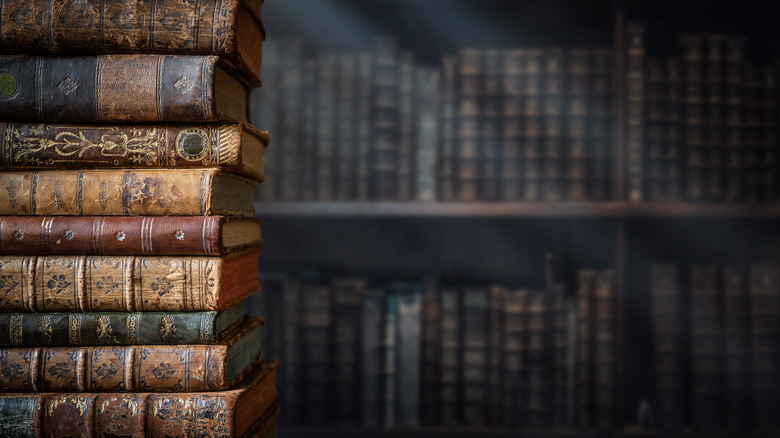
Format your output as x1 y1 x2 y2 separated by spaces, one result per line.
0 0 266 87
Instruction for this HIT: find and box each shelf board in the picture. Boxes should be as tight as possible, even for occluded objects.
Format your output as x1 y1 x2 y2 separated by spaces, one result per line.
255 202 780 218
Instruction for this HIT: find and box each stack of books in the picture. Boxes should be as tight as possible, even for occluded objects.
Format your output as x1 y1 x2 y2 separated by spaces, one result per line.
0 0 276 436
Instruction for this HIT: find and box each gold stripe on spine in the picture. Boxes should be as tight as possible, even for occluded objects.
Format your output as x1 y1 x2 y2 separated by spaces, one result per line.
123 256 133 312
75 347 86 391
29 348 40 391
132 256 142 311
10 314 22 345
217 123 241 166
199 171 208 215
69 313 82 344
141 216 153 254
75 255 87 311
95 56 103 120
35 57 43 119
156 56 165 121
210 125 220 165
201 217 209 254
41 217 53 252
24 256 36 311
124 346 134 391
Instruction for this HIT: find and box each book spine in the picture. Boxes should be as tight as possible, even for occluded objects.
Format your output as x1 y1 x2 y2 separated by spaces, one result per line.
0 169 257 216
502 289 525 428
0 216 248 255
397 52 416 201
593 271 617 430
280 279 301 425
666 59 685 201
335 54 358 201
356 52 374 201
590 50 614 201
566 49 590 202
381 287 398 426
645 58 668 201
749 264 780 429
722 265 750 430
420 277 440 425
277 41 304 201
722 38 746 203
461 288 489 426
439 288 461 426
414 68 440 202
0 54 221 122
316 53 338 201
487 285 506 426
625 23 646 202
456 50 482 201
705 37 726 202
524 289 550 428
480 50 503 201
0 253 261 312
575 270 595 429
300 59 318 201
681 35 707 202
438 56 458 201
522 50 544 201
395 283 422 427
501 51 524 201
360 289 384 427
299 285 331 425
251 41 280 201
371 37 400 200
650 264 684 431
332 279 365 425
542 49 565 202
550 284 568 428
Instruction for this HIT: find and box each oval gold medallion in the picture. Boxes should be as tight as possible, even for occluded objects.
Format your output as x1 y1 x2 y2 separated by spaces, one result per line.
175 129 209 161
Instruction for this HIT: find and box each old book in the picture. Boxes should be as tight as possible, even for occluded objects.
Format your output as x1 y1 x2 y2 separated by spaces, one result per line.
332 278 364 425
280 279 301 425
335 54 358 201
681 35 707 201
524 289 550 428
243 402 281 438
395 282 422 427
0 360 277 437
645 58 668 201
550 283 569 428
438 56 458 201
522 50 544 201
0 122 268 181
250 40 279 201
360 288 384 427
1 216 261 255
0 251 260 312
542 48 565 202
414 67 440 202
461 287 488 426
650 264 684 431
575 270 595 429
371 37 400 200
593 271 617 430
0 317 262 392
749 264 780 429
420 277 440 426
722 37 746 203
0 0 265 86
501 50 523 201
487 285 506 427
589 49 614 201
566 49 591 202
276 41 303 201
439 287 461 426
480 50 503 201
0 169 256 217
502 289 525 428
0 305 244 346
382 285 399 426
315 53 338 201
456 49 482 201
355 52 374 201
666 59 685 201
722 265 750 430
397 52 416 201
625 23 646 202
0 54 248 122
299 285 331 425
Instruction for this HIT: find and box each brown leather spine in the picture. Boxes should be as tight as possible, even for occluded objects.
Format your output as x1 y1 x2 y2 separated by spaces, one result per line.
0 55 221 122
0 216 261 255
0 122 268 181
0 318 262 392
0 361 277 437
0 169 257 216
0 0 264 86
0 251 260 312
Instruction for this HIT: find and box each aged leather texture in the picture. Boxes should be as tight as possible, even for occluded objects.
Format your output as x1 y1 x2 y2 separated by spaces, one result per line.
0 360 278 437
0 317 262 392
0 251 260 312
0 0 265 86
0 169 258 216
0 122 269 182
0 54 228 122
0 216 261 255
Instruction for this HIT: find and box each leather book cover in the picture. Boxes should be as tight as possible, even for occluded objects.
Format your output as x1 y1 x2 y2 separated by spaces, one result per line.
335 54 358 201
501 50 523 201
355 52 374 201
0 360 278 437
0 169 257 216
0 317 263 392
722 265 750 430
749 264 780 429
542 48 564 202
502 289 525 428
360 288 384 427
593 271 617 430
414 67 440 202
522 49 544 202
438 56 458 202
394 282 422 427
277 41 304 201
626 23 646 202
397 52 415 201
332 278 365 425
455 49 481 201
0 216 261 255
524 289 550 429
0 0 265 86
370 37 400 201
439 288 461 426
487 285 506 427
381 287 398 426
0 122 268 181
460 287 488 427
566 49 591 202
316 53 338 201
299 285 331 425
0 251 260 312
0 54 248 122
589 49 614 201
681 35 707 202
420 277 440 426
249 40 279 201
722 37 746 203
479 50 502 202
575 270 595 429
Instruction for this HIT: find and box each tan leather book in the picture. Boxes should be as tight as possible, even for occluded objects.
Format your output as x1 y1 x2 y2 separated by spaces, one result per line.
0 251 260 312
1 216 261 255
0 317 263 392
0 169 257 216
0 122 268 182
0 360 278 437
0 54 249 122
0 0 265 86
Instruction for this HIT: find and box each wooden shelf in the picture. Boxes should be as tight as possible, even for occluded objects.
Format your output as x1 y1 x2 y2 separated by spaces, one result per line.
255 202 780 218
